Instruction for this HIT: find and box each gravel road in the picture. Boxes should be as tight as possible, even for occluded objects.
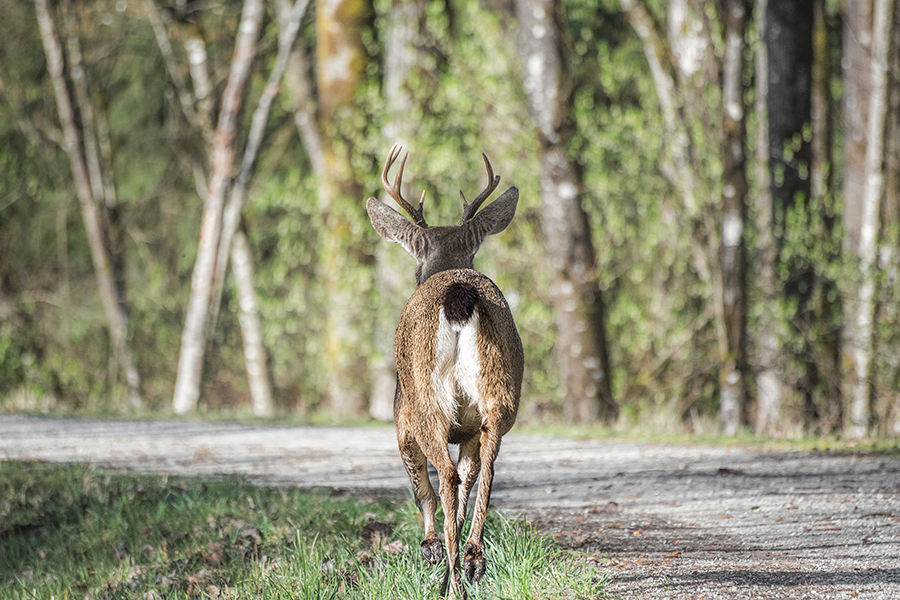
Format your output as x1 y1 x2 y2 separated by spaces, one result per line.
1 414 898 599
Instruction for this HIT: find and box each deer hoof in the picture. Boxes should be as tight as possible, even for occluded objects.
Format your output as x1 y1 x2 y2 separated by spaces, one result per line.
463 543 486 583
421 537 444 564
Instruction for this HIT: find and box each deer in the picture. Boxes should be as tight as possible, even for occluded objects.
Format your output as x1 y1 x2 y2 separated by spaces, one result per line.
366 145 524 598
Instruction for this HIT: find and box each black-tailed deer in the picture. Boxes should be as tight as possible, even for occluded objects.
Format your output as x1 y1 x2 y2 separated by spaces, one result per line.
366 145 524 597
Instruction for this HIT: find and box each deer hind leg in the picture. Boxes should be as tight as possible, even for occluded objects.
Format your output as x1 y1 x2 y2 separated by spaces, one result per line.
462 422 501 584
398 435 443 564
455 434 481 534
429 448 464 598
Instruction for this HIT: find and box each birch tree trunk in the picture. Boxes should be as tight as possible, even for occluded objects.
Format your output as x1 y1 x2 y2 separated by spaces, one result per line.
840 0 872 434
35 0 142 409
231 230 273 416
204 0 308 416
844 0 894 438
517 0 617 423
152 0 303 415
172 0 263 414
718 0 749 435
753 0 784 436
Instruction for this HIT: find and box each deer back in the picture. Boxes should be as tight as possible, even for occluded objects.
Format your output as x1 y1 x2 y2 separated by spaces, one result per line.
393 268 524 441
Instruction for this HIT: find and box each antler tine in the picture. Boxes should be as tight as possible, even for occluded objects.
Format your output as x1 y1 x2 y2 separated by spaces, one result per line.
381 144 428 227
458 153 501 224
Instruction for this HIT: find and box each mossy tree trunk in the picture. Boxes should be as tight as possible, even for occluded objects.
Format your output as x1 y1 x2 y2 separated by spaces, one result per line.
516 0 617 423
316 0 375 416
369 0 433 421
766 0 818 430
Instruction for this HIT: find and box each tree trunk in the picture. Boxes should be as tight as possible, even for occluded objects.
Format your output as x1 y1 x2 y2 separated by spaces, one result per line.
753 0 783 436
277 0 326 177
767 0 817 427
517 0 617 423
369 0 429 421
232 230 274 416
884 2 900 435
316 0 375 416
34 0 142 409
840 0 872 435
844 0 894 437
718 0 749 436
810 0 842 432
208 0 307 416
172 0 263 414
209 0 309 348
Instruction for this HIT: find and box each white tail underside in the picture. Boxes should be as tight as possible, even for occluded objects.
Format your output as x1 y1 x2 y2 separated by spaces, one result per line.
433 307 481 425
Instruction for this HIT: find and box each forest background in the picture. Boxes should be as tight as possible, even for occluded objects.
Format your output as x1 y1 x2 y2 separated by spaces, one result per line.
1 0 899 439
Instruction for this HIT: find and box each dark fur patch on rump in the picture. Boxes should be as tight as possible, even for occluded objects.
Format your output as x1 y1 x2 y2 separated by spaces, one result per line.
443 282 479 324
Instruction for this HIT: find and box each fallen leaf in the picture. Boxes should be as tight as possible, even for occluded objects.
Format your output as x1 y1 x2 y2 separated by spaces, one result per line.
204 542 222 565
382 540 405 553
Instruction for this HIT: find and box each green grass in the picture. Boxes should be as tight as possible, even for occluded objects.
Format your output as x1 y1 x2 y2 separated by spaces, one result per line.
0 461 609 599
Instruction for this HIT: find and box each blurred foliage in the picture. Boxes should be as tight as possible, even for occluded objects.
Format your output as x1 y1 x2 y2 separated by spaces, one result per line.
0 0 897 436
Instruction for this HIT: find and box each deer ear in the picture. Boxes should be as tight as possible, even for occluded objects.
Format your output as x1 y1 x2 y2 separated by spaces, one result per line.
467 186 518 239
366 197 423 257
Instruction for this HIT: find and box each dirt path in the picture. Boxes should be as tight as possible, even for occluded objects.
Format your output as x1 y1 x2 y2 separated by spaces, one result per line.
2 414 898 599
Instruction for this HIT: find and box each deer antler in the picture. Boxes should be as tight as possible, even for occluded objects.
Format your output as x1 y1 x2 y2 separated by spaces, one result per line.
458 153 501 224
381 144 428 227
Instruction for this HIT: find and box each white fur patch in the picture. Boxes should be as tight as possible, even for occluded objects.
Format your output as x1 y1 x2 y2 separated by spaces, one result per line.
433 307 481 424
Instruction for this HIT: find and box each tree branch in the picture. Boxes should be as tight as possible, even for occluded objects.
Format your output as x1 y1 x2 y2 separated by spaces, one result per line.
141 0 203 134
208 0 312 337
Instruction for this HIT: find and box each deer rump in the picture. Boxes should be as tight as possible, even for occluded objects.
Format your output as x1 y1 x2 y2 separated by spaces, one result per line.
393 268 523 447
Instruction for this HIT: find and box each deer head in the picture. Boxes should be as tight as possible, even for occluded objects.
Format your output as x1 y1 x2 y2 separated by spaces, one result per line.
366 144 519 286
